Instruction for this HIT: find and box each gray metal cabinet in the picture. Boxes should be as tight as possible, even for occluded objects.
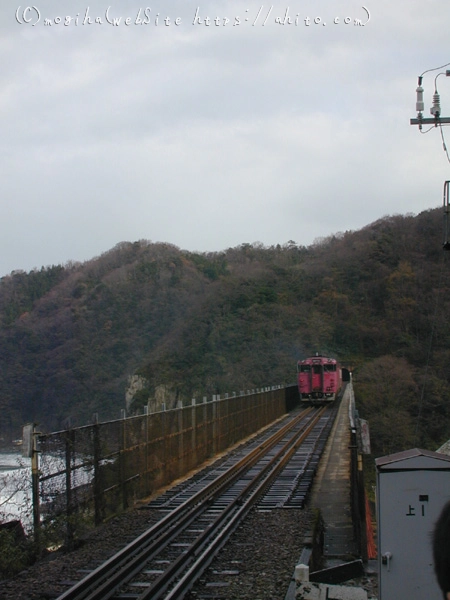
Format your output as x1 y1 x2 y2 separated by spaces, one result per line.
376 448 450 600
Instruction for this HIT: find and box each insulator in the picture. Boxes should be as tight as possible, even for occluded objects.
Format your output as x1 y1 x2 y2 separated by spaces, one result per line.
430 92 441 117
416 85 424 112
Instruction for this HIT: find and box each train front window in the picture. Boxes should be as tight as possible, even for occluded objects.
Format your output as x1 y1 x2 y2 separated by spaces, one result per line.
313 365 321 374
300 365 311 373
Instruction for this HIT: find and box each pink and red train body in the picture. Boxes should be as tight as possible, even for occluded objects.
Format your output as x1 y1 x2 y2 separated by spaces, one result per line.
297 355 342 403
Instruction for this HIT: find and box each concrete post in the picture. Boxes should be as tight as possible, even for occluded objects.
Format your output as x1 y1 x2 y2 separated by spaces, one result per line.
295 564 309 583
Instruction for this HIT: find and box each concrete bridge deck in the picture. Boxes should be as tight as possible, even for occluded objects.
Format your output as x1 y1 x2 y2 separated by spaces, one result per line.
309 385 358 559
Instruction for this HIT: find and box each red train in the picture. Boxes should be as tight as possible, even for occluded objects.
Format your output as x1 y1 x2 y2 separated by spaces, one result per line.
297 354 342 403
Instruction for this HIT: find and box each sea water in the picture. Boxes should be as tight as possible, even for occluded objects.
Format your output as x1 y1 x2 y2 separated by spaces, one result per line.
0 453 32 525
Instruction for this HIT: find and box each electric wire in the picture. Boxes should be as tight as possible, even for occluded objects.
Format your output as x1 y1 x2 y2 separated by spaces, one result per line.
418 74 450 162
434 72 446 88
419 125 437 134
433 76 450 163
439 123 450 164
413 62 450 442
420 61 450 77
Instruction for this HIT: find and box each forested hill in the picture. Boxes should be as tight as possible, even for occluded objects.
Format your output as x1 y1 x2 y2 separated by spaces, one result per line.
1 207 450 458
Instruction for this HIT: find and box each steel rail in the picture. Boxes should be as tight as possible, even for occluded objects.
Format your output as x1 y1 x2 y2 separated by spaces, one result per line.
137 406 328 600
56 408 316 600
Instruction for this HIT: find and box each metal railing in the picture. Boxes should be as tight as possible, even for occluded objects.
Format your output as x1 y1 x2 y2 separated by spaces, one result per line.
28 386 291 548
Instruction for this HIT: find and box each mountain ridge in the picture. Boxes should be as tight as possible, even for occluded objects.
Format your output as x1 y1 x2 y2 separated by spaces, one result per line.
1 207 449 458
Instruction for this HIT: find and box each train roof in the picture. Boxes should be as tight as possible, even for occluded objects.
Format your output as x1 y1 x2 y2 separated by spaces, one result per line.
298 355 338 364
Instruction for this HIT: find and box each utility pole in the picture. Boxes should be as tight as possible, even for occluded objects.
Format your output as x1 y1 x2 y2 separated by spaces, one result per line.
22 423 41 547
410 66 450 249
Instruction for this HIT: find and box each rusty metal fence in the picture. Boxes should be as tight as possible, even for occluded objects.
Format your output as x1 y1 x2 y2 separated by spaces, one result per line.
32 386 289 547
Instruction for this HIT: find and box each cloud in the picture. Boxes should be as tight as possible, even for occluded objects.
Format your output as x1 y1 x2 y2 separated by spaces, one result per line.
1 0 450 274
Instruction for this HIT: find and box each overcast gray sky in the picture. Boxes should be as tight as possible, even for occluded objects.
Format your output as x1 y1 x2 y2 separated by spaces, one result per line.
1 0 449 276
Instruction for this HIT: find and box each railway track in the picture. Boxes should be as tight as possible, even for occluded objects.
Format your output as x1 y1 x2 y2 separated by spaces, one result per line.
56 402 339 600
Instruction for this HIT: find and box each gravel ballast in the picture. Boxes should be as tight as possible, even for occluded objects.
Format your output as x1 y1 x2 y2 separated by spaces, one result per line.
0 503 315 600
